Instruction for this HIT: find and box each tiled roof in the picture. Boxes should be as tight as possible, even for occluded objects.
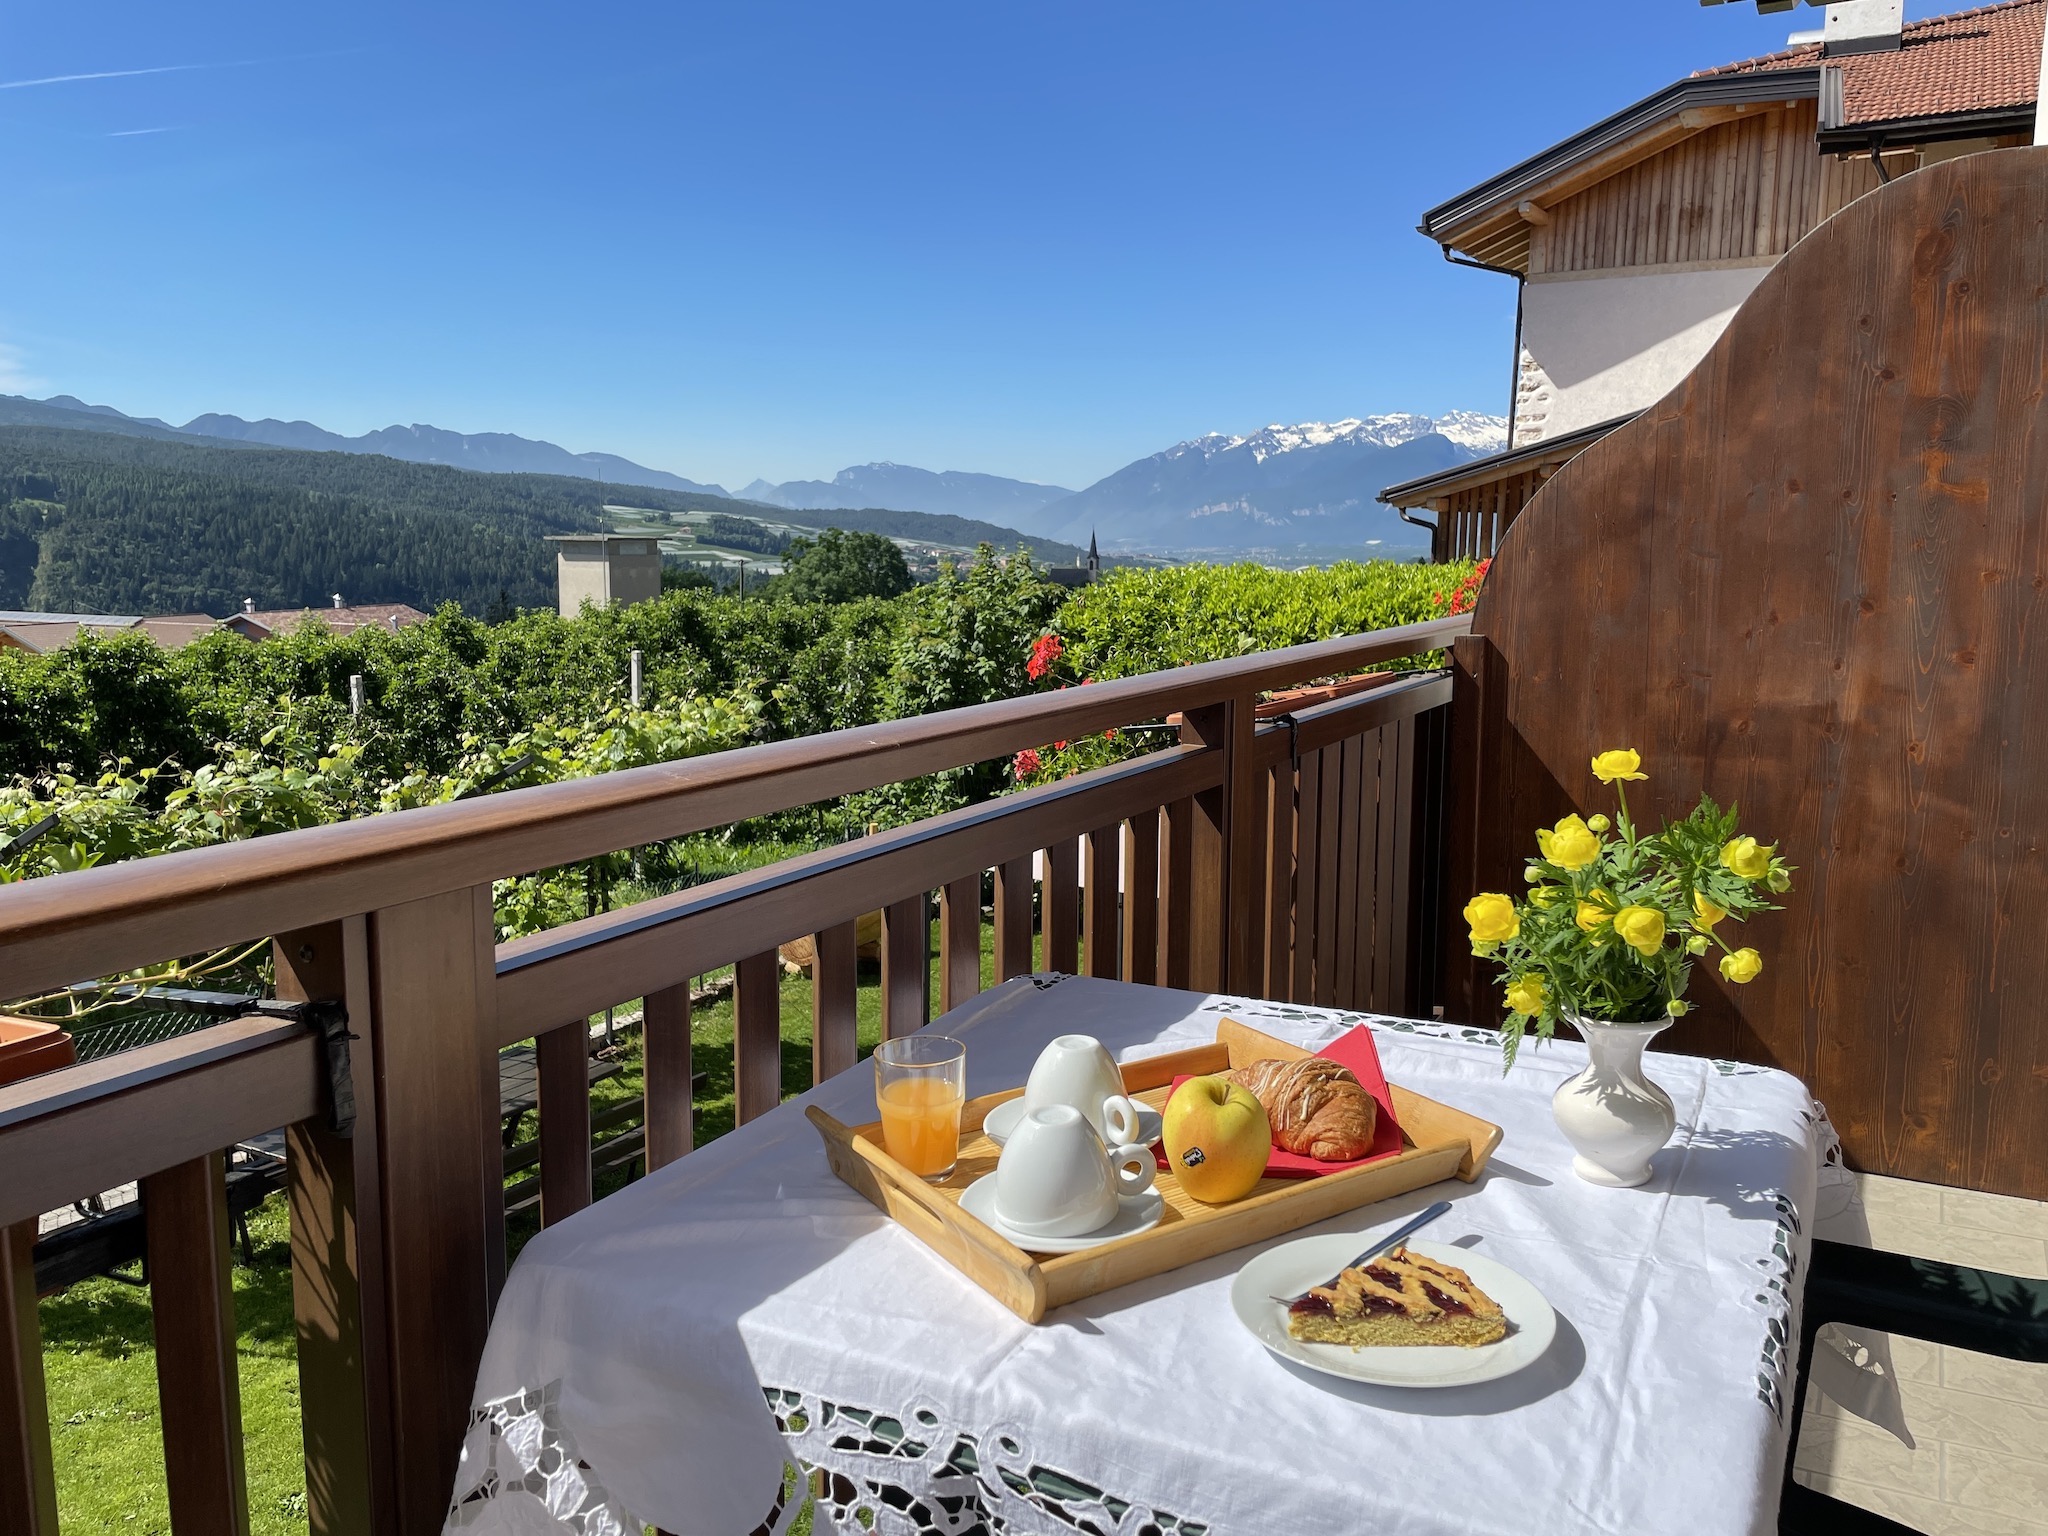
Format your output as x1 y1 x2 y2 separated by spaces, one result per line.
235 603 430 637
1696 0 2043 127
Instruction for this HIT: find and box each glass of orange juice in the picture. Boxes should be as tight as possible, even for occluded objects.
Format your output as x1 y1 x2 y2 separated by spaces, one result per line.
874 1035 966 1181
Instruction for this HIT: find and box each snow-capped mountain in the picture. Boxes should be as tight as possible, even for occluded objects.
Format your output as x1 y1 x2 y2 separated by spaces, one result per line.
1176 412 1508 463
1018 412 1507 552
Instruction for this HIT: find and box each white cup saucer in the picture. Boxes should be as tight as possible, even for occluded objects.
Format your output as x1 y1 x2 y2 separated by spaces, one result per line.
958 1174 1165 1254
983 1096 1163 1149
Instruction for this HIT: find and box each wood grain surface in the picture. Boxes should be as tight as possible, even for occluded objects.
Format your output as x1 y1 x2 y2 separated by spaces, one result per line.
1445 148 2048 1199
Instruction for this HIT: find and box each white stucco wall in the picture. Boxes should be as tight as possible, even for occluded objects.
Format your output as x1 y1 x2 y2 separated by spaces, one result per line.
1514 261 1776 443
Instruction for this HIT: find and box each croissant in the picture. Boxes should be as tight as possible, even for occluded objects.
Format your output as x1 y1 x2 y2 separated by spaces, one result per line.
1228 1057 1378 1161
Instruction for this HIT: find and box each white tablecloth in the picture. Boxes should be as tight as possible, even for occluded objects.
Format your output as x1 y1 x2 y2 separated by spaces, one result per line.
445 975 1837 1536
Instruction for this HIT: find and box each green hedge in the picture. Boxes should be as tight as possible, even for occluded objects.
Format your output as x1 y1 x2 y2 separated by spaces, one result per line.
1053 560 1466 679
0 554 1468 789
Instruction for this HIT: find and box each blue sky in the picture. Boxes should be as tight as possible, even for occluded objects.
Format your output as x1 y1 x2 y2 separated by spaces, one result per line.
6 2 1854 489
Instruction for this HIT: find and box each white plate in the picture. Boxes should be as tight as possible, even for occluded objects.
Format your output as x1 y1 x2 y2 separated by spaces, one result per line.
957 1174 1165 1254
983 1096 1163 1149
1231 1236 1556 1389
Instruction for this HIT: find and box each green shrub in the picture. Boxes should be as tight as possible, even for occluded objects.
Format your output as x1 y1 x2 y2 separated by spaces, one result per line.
1050 559 1473 680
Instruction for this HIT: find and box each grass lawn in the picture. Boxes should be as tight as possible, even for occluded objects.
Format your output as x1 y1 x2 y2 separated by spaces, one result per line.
40 916 1004 1534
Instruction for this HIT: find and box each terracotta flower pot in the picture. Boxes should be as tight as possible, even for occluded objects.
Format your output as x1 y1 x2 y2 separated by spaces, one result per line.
0 1014 77 1088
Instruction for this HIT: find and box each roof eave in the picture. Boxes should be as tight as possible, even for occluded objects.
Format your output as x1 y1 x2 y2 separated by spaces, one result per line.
1419 69 1823 246
1815 103 2037 150
1377 414 1639 507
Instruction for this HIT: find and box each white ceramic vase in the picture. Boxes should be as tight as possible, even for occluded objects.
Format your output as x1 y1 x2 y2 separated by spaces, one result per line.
1552 1015 1676 1188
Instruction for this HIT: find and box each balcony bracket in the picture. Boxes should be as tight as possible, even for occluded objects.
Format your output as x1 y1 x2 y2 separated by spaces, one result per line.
256 997 357 1136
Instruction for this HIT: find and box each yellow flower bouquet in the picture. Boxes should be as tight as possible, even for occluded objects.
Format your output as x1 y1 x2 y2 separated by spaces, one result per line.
1464 749 1792 1067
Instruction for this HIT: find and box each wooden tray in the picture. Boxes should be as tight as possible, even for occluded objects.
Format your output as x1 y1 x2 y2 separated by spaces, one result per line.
808 1018 1502 1323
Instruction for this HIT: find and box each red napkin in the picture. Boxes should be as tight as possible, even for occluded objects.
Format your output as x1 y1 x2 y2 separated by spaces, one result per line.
1157 1025 1405 1179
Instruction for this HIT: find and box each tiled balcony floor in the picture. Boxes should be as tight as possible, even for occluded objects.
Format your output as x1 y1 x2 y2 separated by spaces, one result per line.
1796 1172 2048 1532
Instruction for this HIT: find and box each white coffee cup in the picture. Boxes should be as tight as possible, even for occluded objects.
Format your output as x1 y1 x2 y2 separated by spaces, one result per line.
1022 1033 1144 1145
994 1103 1157 1238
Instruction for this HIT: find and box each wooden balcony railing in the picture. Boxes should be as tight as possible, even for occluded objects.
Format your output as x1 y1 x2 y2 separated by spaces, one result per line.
0 614 1467 1536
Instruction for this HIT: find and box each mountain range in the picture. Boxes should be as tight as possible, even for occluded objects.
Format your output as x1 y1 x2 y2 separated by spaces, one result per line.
2 395 1505 554
739 463 1074 523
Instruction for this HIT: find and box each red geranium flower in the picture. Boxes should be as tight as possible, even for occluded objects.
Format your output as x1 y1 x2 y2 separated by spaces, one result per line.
1026 633 1064 681
1012 748 1042 778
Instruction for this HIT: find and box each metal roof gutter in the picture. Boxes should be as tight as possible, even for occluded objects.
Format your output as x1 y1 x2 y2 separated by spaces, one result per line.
1815 103 2037 150
1419 69 1824 241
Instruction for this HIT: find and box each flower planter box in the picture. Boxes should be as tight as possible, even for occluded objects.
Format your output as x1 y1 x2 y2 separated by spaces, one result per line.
1164 669 1404 730
1255 668 1403 719
0 1015 77 1088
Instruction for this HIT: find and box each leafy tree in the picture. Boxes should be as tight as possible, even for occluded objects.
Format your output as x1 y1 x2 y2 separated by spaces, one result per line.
774 528 913 603
660 563 716 594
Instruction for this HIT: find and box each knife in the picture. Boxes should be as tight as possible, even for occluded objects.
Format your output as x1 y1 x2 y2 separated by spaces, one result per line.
1272 1199 1455 1305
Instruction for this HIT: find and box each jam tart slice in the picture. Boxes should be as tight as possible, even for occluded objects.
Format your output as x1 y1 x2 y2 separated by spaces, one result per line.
1285 1245 1509 1348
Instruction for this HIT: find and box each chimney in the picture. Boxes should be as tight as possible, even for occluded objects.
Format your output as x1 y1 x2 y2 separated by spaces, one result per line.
1817 0 1901 57
332 592 345 609
243 597 256 615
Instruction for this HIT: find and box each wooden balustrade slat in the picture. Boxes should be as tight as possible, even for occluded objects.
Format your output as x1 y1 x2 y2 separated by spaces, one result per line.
1313 746 1343 1008
0 1219 56 1536
880 896 929 1040
1180 704 1229 991
1445 633 1505 1026
1222 699 1265 995
993 856 1034 981
537 1021 595 1227
494 746 1219 1039
1159 799 1193 990
1120 812 1159 987
1291 753 1320 1006
733 951 783 1124
1373 718 1408 1013
1084 826 1120 980
0 619 1466 1004
145 1152 252 1536
1358 733 1382 1009
365 887 497 1536
276 917 397 1536
1044 839 1080 975
1332 734 1363 1011
1263 762 1293 1002
810 923 860 1085
940 878 983 1013
644 981 694 1170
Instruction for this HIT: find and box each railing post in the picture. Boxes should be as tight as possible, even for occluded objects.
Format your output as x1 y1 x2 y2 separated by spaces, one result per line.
145 1151 252 1536
1180 696 1261 993
0 1218 57 1536
278 916 396 1536
363 886 499 1535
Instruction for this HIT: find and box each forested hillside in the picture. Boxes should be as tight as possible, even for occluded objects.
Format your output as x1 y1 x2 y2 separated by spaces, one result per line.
0 427 1082 616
